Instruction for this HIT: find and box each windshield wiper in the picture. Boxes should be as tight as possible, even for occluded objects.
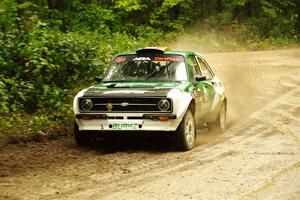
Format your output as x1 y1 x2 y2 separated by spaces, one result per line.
103 80 137 88
102 80 129 83
104 83 116 88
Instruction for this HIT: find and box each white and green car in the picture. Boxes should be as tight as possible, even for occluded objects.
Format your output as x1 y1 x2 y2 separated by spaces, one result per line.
73 47 226 150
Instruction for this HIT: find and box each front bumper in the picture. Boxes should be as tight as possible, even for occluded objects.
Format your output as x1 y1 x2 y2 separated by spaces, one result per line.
75 113 180 132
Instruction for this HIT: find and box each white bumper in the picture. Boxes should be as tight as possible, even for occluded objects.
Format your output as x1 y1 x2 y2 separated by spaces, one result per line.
75 115 179 132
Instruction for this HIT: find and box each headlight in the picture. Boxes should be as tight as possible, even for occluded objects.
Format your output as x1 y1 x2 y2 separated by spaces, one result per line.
81 98 93 111
158 99 170 111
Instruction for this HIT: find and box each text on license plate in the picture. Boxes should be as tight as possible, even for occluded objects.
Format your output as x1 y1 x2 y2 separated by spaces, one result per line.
109 123 140 130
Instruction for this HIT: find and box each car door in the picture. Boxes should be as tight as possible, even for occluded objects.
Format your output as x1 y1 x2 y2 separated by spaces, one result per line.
195 56 216 114
187 55 208 121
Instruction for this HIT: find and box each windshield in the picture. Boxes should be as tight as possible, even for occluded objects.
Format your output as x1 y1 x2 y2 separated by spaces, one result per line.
103 54 187 82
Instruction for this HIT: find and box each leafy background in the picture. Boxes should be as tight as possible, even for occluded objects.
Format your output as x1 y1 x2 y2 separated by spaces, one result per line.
0 0 299 136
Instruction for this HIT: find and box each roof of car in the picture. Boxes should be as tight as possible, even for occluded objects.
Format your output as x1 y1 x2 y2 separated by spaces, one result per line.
116 47 196 57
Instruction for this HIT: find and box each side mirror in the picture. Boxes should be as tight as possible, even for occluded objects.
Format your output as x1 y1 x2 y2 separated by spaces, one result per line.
94 76 102 82
195 75 206 82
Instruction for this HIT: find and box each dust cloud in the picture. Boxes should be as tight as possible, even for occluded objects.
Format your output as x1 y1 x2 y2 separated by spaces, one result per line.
171 37 300 125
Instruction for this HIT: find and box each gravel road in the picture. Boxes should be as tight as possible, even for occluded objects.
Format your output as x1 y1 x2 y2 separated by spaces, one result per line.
0 49 299 200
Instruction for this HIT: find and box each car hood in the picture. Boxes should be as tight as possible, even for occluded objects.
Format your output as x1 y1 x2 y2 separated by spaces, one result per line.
83 82 182 97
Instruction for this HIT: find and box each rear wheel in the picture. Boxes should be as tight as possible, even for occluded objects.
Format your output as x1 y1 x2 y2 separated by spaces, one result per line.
207 102 226 133
74 122 95 146
176 110 196 151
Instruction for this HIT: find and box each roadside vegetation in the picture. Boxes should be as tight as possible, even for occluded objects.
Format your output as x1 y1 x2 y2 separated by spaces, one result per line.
0 0 299 137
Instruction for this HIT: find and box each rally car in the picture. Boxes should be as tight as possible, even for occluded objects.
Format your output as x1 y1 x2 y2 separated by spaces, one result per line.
73 47 226 150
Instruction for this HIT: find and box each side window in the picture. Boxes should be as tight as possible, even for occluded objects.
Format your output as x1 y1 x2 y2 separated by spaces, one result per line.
188 56 201 80
196 57 213 80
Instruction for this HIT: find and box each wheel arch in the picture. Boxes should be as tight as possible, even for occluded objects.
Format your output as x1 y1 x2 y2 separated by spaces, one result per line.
223 96 227 112
188 98 196 116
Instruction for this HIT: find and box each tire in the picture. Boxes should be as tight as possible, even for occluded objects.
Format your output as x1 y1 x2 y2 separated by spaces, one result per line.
176 110 196 151
74 122 95 146
207 102 226 134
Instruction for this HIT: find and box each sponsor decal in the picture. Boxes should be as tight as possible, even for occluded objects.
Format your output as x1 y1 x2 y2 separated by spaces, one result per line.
110 123 139 130
154 57 182 62
115 56 127 63
133 57 151 61
193 92 203 102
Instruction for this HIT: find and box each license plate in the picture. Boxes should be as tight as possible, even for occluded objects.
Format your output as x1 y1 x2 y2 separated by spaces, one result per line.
110 123 139 130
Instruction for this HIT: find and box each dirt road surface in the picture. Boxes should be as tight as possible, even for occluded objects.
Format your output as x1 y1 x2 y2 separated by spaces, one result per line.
0 49 299 200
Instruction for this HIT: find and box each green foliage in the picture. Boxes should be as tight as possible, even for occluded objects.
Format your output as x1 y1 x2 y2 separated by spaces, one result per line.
219 0 299 38
150 0 196 31
114 0 145 12
0 0 17 32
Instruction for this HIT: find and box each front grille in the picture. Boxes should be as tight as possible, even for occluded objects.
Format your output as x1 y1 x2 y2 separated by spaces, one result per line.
79 97 172 113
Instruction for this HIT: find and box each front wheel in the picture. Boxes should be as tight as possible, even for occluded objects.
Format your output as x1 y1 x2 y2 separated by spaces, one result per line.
176 110 196 151
207 102 226 133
